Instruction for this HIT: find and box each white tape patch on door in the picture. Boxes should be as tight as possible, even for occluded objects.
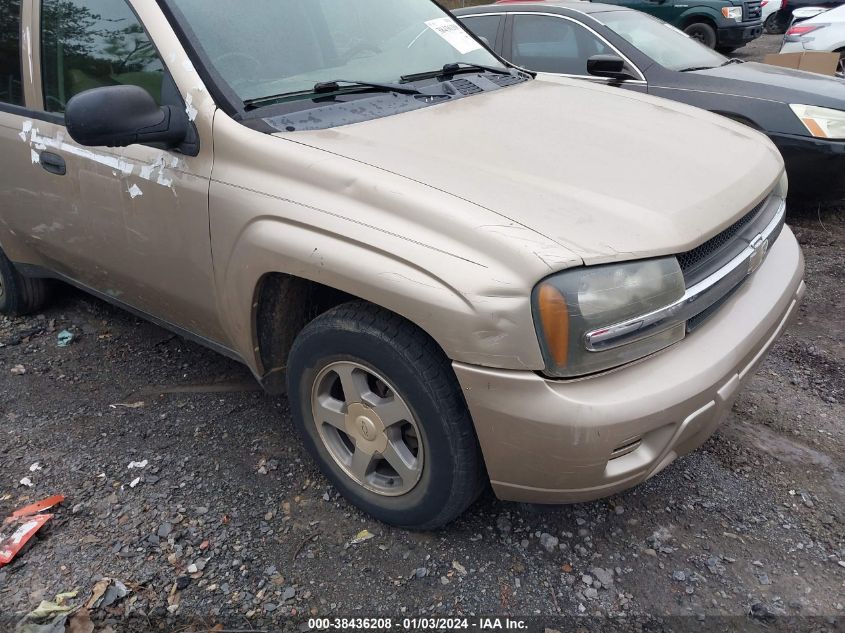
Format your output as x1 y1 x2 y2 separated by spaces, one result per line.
424 17 482 55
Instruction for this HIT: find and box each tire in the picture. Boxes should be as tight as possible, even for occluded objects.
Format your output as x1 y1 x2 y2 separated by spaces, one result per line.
717 45 739 53
286 301 486 529
0 247 50 317
764 12 783 34
684 22 718 49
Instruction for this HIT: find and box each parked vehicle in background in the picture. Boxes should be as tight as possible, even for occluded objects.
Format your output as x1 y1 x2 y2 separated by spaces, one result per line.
2 0 804 529
457 1 845 200
496 0 763 49
781 5 845 72
768 0 845 32
761 0 782 32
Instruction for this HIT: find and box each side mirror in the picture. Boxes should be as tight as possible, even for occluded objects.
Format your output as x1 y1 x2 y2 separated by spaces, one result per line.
587 54 635 81
66 85 189 149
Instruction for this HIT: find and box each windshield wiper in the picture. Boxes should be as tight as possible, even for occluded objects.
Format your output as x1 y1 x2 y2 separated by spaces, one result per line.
244 79 421 110
678 65 717 72
721 58 744 66
312 79 422 95
400 62 513 82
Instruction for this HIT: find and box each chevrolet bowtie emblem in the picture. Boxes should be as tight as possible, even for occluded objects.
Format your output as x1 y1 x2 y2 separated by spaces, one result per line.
748 234 769 275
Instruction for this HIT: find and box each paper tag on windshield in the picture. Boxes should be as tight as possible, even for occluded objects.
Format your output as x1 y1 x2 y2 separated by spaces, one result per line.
425 18 482 55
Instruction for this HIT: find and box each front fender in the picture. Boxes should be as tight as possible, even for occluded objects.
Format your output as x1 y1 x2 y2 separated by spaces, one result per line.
208 112 579 374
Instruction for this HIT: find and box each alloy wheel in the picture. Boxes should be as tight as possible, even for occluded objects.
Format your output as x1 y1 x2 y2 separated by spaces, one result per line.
310 361 424 496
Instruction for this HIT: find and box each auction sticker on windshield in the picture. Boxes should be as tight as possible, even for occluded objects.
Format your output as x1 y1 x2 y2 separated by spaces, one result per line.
424 17 482 54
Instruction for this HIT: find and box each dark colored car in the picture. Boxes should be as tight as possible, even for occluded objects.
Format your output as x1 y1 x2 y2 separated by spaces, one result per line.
457 1 845 200
495 0 763 50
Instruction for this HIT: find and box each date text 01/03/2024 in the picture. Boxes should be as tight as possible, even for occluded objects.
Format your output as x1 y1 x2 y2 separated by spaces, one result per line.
307 617 528 630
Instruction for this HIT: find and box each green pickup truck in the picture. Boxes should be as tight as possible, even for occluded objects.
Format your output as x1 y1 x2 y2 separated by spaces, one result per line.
595 0 764 50
485 0 764 50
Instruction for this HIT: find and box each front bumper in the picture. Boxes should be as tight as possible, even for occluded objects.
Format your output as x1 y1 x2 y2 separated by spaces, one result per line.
454 227 805 504
717 23 764 46
771 132 845 201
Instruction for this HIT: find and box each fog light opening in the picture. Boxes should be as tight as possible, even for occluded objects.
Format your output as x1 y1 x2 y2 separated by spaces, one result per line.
610 437 642 460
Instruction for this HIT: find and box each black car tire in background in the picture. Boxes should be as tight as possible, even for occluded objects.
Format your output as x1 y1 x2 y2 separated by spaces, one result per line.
764 10 784 33
684 22 718 48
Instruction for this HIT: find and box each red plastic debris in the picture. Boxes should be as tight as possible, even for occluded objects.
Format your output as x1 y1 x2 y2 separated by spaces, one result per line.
0 494 65 567
7 494 65 521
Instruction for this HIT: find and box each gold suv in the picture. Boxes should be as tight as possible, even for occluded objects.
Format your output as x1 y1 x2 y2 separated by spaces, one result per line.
0 0 804 528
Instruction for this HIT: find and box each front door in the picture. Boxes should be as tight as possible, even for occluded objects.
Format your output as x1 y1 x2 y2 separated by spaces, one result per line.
0 0 45 267
506 13 648 93
13 0 225 342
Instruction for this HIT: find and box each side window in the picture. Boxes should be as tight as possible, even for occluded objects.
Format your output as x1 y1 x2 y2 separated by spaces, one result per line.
459 15 502 50
511 15 614 75
40 0 164 113
0 0 24 105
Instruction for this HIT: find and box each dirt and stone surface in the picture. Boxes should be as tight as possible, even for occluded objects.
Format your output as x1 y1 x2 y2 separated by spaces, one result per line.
1 35 843 633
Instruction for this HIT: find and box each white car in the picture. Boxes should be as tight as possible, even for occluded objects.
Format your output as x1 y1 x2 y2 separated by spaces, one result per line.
791 6 832 23
780 3 845 73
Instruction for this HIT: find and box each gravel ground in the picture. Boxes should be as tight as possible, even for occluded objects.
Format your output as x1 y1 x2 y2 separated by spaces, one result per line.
1 35 843 633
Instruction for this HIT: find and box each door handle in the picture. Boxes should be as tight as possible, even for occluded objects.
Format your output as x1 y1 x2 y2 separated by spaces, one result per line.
39 151 66 176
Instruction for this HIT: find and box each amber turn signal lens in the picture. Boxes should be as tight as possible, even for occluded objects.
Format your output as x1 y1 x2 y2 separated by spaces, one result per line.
537 283 569 367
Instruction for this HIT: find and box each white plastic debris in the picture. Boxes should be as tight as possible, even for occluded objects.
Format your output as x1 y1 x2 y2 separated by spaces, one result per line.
127 460 148 470
350 529 375 545
109 402 145 410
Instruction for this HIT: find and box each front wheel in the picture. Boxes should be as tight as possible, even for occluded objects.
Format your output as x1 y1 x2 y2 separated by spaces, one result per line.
286 302 486 529
684 22 718 48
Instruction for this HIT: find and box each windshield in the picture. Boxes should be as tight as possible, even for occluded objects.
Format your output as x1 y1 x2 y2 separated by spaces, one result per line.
597 10 727 71
169 0 506 103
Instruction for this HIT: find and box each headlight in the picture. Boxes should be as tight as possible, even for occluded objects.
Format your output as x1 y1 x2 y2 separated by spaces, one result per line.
533 258 686 377
790 104 845 139
721 6 743 19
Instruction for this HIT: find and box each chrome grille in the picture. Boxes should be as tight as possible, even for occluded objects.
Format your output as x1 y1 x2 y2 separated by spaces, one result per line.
744 0 762 20
677 196 774 287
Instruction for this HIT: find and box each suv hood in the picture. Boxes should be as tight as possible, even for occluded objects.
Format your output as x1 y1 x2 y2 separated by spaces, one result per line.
278 78 783 264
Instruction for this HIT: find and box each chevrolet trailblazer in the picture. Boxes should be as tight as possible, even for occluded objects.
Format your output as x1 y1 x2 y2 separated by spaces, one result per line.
0 0 804 527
